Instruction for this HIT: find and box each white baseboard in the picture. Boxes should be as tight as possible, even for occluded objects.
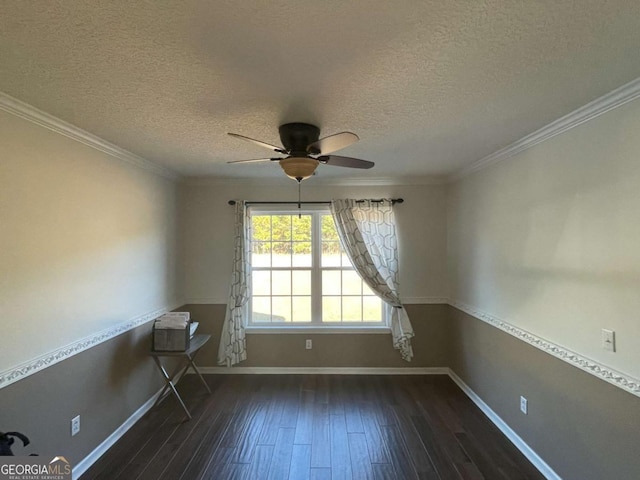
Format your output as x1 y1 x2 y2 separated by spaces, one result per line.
72 387 163 480
196 366 449 375
447 369 561 480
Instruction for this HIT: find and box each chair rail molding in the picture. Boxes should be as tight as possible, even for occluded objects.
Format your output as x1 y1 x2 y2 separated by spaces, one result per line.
0 304 182 390
450 300 640 398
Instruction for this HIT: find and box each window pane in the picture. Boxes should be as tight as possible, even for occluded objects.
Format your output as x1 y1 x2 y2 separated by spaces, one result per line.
362 281 376 296
292 270 311 295
292 296 311 322
250 210 386 326
271 215 292 241
292 215 312 241
322 241 341 267
363 296 382 321
321 215 339 240
252 216 271 241
252 297 271 322
252 242 271 267
322 270 341 295
272 242 292 267
342 297 362 322
292 241 312 267
252 270 271 295
272 297 291 322
322 296 341 322
342 270 362 295
272 270 291 295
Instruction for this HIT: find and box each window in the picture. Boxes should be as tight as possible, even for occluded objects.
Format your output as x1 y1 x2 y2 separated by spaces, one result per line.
248 207 385 328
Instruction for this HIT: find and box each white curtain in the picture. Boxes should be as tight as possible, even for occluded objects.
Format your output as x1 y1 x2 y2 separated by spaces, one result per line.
217 201 251 366
330 199 414 361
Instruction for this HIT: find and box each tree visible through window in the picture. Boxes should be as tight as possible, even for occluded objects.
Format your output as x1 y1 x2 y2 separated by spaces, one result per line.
249 208 384 326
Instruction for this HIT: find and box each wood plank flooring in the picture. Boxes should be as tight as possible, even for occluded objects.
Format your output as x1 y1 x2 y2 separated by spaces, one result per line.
81 375 544 480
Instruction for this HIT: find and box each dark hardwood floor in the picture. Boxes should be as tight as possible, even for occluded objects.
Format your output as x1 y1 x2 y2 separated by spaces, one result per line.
81 374 545 480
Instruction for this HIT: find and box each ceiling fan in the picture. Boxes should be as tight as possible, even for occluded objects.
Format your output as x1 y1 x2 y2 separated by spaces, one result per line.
227 123 374 182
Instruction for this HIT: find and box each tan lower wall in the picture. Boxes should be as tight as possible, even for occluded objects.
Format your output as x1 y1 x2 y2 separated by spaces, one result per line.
449 305 640 480
0 321 165 466
181 303 449 368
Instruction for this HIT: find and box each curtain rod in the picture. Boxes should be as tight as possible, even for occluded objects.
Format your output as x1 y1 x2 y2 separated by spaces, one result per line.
227 198 404 206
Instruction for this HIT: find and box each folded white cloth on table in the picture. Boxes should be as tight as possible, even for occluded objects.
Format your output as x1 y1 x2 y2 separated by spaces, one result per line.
155 312 189 329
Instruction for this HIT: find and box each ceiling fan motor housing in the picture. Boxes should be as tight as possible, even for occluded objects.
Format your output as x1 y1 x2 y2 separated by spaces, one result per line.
278 123 320 154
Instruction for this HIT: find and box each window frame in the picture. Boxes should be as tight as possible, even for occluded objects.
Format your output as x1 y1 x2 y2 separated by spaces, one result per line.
246 205 389 333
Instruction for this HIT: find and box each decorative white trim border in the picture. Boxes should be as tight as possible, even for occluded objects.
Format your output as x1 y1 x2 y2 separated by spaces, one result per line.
72 386 164 480
196 366 449 375
448 369 561 480
451 76 640 181
0 91 180 181
450 301 640 398
0 304 181 390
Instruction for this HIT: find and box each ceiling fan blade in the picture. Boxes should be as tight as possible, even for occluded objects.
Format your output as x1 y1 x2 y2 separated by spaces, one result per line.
227 157 282 164
307 132 359 155
318 155 374 169
228 133 288 154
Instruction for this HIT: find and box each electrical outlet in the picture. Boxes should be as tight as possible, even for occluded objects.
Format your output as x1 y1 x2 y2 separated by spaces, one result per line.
520 396 528 415
305 339 312 350
601 329 616 352
71 415 80 436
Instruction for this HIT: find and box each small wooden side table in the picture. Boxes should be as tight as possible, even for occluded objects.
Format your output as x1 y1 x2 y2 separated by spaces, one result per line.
150 333 212 420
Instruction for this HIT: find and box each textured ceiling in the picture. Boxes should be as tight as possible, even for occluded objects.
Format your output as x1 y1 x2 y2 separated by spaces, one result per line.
2 1 640 180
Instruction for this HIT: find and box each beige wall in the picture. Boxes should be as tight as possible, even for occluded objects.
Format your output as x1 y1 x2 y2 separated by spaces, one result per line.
0 109 179 372
449 306 640 480
178 181 447 304
180 303 449 368
0 107 179 466
447 97 640 379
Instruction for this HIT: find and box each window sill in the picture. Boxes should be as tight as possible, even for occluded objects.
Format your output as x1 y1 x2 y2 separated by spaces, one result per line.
245 325 390 335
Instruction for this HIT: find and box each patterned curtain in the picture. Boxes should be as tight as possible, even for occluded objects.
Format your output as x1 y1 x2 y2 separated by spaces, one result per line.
330 199 414 361
217 201 251 366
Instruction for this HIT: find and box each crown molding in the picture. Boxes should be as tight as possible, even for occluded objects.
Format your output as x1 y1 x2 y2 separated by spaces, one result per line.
450 76 640 182
181 174 447 187
0 304 181 390
0 91 180 181
450 300 640 398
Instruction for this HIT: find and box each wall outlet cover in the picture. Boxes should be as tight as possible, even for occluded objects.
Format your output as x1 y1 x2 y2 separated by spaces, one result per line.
71 415 80 436
520 396 528 415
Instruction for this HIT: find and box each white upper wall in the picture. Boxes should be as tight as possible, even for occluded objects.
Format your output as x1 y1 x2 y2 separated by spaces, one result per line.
447 97 640 379
179 182 447 304
0 110 179 372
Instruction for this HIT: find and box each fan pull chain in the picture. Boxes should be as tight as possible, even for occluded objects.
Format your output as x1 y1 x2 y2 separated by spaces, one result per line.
297 180 302 218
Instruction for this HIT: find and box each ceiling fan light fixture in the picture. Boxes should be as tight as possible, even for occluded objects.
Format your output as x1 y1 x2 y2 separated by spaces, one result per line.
279 157 319 182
